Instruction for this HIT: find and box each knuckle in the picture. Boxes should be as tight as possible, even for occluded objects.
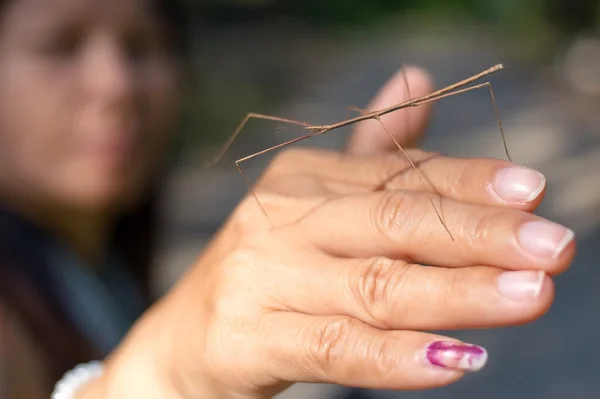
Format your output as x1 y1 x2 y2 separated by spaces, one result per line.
233 191 289 233
370 335 399 379
232 200 261 230
446 268 468 299
373 191 419 242
452 161 473 198
305 317 357 374
467 209 501 249
215 249 259 298
352 257 406 325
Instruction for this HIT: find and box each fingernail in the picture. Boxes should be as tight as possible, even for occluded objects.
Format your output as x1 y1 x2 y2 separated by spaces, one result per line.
423 341 488 372
518 221 575 259
497 270 545 300
492 167 545 203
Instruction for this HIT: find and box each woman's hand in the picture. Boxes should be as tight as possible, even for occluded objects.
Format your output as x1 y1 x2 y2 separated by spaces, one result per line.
79 67 575 399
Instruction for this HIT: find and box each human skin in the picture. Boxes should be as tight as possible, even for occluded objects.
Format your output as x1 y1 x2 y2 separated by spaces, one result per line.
0 0 180 262
0 0 575 397
77 73 575 398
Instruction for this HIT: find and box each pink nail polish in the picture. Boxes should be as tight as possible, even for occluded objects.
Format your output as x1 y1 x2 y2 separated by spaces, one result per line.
424 341 488 372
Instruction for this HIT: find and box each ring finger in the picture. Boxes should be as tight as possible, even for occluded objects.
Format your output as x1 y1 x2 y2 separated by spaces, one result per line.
270 254 553 331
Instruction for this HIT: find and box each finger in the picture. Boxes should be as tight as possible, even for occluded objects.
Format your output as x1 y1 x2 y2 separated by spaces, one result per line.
345 66 434 155
261 313 486 390
376 156 546 210
272 255 553 331
299 190 575 274
269 148 546 210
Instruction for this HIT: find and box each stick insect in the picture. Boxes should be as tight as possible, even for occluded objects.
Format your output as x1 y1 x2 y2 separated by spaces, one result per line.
206 63 511 240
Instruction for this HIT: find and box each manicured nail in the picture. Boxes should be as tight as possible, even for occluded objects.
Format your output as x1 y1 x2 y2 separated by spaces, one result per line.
423 341 488 372
492 167 545 203
497 270 545 300
518 221 574 259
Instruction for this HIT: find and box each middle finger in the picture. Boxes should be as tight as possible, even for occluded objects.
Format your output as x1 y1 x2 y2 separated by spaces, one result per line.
299 189 575 274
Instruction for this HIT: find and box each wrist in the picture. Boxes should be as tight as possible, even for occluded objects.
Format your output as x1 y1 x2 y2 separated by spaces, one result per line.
75 297 225 399
73 351 185 399
73 371 107 399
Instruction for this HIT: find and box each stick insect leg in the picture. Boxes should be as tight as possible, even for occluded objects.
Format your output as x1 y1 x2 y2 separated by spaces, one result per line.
204 112 321 227
204 113 311 168
376 70 455 239
234 126 332 228
373 115 455 241
412 82 512 162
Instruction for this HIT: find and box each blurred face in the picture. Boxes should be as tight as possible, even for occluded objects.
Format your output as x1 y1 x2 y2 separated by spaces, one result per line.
0 0 181 212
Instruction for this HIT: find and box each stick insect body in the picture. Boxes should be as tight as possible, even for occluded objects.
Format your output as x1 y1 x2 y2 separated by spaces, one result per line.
207 64 511 241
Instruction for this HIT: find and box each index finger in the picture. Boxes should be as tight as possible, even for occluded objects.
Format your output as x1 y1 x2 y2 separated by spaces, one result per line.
267 148 546 212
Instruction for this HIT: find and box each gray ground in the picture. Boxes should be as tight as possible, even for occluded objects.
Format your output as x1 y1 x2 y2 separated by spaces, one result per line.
152 23 600 399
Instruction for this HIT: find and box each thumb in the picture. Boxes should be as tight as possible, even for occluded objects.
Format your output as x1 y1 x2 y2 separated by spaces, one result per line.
345 66 434 155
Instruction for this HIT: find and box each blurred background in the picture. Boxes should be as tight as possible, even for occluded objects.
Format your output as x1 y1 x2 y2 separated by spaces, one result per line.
157 1 600 398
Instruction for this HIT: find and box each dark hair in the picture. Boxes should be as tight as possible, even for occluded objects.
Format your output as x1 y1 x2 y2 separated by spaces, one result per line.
153 0 192 60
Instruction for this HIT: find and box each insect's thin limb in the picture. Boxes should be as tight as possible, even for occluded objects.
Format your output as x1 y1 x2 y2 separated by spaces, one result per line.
234 127 332 228
309 64 505 133
374 115 455 241
485 83 511 163
400 67 453 240
400 64 412 104
410 82 512 162
234 159 273 226
205 113 311 168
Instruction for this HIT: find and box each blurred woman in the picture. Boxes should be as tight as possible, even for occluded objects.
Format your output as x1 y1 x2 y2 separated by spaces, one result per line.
0 0 184 395
0 0 575 398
